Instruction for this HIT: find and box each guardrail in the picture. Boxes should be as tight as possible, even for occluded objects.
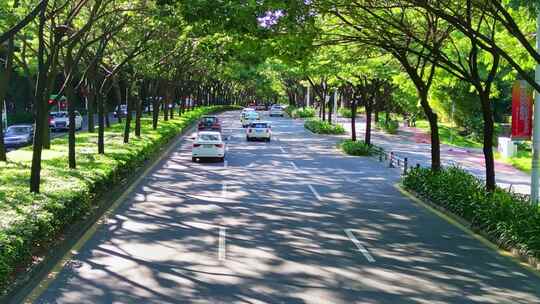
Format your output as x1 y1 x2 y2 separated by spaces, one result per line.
371 146 412 174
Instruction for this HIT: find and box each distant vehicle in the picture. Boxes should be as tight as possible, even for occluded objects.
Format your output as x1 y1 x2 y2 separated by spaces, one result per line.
3 124 33 148
113 105 128 118
241 108 255 115
241 111 260 128
269 105 284 117
255 104 267 111
49 111 83 131
198 116 222 132
192 131 225 162
246 122 271 142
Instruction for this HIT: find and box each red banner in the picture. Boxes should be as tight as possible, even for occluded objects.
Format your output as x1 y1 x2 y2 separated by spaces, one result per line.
512 80 533 140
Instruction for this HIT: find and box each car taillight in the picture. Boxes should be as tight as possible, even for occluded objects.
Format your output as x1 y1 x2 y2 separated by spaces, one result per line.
215 144 224 148
193 144 201 148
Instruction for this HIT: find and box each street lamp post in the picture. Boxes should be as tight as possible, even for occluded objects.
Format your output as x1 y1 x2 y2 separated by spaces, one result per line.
531 13 540 203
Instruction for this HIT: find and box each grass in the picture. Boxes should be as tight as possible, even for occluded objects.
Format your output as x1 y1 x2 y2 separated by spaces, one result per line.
497 149 532 174
0 105 237 293
415 120 483 149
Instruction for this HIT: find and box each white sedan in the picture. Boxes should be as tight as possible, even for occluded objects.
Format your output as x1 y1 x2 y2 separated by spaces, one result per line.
246 122 272 142
192 131 226 162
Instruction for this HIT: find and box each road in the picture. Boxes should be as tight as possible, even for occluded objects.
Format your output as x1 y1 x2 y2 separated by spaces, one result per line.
30 111 540 303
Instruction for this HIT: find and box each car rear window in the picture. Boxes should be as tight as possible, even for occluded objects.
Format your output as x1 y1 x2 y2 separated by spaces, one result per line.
198 134 221 141
250 123 268 128
201 117 217 124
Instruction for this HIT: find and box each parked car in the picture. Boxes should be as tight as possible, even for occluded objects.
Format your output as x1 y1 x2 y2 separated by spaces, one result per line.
3 124 34 148
270 105 284 117
49 111 83 131
192 131 225 162
241 111 260 128
198 116 222 132
113 105 128 118
246 122 272 142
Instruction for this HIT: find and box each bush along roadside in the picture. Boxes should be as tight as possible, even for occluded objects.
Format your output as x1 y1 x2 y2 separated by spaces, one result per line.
304 119 345 135
340 140 376 156
0 105 239 294
285 106 316 119
402 166 540 263
376 119 399 134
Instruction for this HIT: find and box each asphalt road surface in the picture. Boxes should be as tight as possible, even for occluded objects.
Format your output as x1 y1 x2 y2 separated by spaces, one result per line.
30 111 540 304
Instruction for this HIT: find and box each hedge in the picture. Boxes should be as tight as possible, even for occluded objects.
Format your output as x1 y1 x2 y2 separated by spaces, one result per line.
304 119 345 135
0 105 238 293
285 106 316 118
402 167 540 259
340 140 376 156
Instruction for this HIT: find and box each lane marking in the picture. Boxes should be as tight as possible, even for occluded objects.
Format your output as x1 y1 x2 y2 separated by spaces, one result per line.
224 160 228 168
344 229 375 263
290 161 299 170
218 227 227 261
222 182 228 198
307 184 323 201
279 146 286 153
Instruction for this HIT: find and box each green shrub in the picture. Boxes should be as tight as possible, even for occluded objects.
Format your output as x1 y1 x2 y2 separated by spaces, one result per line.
304 119 345 135
284 106 316 119
377 119 399 134
339 107 354 118
0 105 239 293
403 167 540 258
340 140 375 156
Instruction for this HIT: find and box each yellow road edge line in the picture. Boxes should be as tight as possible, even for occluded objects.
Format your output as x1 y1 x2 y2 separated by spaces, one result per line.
23 128 193 304
394 183 540 278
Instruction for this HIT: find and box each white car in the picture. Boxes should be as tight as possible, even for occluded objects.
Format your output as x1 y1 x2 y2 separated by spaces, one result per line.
241 107 255 116
192 131 226 162
241 111 260 128
3 124 34 148
269 105 284 117
49 111 83 131
246 121 272 142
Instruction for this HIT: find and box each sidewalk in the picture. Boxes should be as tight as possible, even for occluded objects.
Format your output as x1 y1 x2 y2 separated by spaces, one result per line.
336 116 531 195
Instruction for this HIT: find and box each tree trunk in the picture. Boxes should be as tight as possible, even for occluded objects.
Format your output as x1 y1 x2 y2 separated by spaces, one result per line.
98 92 105 154
327 93 333 124
135 81 145 137
479 90 496 191
123 83 132 144
351 101 357 142
30 1 48 193
365 105 372 145
419 92 441 171
0 37 14 161
65 51 76 169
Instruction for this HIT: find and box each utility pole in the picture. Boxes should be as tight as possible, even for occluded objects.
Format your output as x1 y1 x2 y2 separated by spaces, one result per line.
531 13 540 203
306 85 310 108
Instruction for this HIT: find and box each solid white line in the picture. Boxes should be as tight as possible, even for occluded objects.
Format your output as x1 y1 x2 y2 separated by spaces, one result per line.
290 161 299 170
219 227 226 261
344 229 375 263
307 184 323 201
